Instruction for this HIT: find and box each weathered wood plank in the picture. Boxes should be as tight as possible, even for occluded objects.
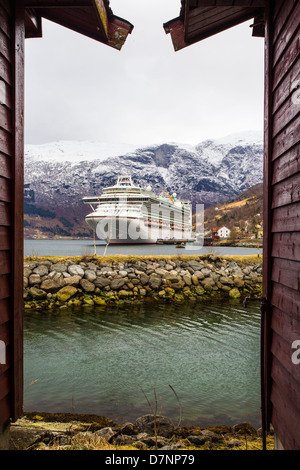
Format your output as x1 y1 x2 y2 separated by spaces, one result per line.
0 202 11 226
272 117 300 161
273 32 300 92
271 307 300 346
0 79 12 109
272 198 300 233
0 0 12 17
271 331 300 385
0 127 12 157
0 28 12 63
272 57 300 115
273 0 285 20
271 282 300 320
0 322 10 347
0 177 11 204
271 380 300 448
0 298 10 325
188 6 260 36
272 142 300 184
0 394 10 425
272 359 300 424
272 406 297 450
0 227 10 250
272 89 300 138
0 274 10 301
195 1 265 7
272 232 300 260
272 172 300 208
0 371 10 403
272 0 298 50
0 4 12 39
271 257 300 291
0 251 10 276
0 153 11 179
0 54 12 87
0 103 12 133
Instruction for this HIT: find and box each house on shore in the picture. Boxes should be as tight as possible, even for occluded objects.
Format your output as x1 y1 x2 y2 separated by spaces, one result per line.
217 226 231 239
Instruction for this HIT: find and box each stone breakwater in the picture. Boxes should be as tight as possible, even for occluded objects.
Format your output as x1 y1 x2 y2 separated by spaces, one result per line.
23 255 263 310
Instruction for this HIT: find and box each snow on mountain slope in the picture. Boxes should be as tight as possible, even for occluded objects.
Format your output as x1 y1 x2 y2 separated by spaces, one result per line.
25 140 141 162
24 132 264 237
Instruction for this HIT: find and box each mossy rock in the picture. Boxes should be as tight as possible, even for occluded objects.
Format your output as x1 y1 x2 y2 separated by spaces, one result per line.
229 287 241 299
83 296 94 305
93 296 107 306
56 286 77 302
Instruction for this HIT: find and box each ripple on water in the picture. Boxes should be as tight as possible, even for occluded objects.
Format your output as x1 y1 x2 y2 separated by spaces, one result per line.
24 300 261 428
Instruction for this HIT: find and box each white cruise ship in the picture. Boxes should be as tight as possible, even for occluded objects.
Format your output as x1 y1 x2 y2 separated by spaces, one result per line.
83 175 192 244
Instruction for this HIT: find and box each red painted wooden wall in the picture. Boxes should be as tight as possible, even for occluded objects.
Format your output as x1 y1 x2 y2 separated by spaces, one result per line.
263 0 300 451
0 0 24 427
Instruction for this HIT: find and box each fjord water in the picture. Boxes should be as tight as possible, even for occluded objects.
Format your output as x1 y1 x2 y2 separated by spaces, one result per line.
24 238 262 257
24 300 261 428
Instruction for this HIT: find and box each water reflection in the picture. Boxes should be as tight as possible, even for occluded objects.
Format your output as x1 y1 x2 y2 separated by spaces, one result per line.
24 300 261 428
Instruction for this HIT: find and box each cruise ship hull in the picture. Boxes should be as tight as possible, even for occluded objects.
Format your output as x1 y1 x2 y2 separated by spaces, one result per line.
85 215 191 245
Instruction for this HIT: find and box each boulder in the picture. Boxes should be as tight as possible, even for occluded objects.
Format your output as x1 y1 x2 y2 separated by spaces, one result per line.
201 268 212 277
110 278 125 290
201 277 216 290
50 263 67 273
94 277 111 288
40 279 63 292
67 264 85 277
84 269 97 282
64 275 82 286
187 435 209 446
29 274 41 285
80 279 95 293
24 267 32 278
135 415 174 438
56 286 77 302
95 427 117 443
232 422 258 436
229 287 241 299
33 265 49 276
149 275 162 290
226 439 242 448
29 287 47 300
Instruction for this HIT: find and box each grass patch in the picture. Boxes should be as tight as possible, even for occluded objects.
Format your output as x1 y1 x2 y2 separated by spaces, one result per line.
24 253 262 265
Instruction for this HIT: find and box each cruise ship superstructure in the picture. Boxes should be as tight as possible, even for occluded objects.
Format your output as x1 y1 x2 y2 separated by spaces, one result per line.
83 175 192 244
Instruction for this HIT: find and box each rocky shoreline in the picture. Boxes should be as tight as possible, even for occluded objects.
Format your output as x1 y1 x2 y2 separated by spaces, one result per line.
24 254 262 310
10 412 274 450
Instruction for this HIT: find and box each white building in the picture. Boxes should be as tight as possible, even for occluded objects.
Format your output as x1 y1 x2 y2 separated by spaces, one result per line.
217 226 231 238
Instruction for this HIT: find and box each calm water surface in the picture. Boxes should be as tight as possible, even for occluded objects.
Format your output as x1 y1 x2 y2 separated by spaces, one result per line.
24 238 262 257
24 300 261 428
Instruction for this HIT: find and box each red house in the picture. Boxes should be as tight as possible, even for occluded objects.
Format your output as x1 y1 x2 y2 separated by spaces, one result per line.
0 0 299 450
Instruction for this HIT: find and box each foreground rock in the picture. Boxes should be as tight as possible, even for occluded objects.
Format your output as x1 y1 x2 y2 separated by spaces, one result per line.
23 255 262 310
9 413 273 450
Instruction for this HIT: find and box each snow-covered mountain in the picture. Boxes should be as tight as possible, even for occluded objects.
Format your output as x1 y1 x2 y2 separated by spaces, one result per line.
24 131 263 238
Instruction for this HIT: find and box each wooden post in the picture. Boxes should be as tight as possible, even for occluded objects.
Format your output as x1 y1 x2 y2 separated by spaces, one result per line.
262 0 273 439
11 0 25 422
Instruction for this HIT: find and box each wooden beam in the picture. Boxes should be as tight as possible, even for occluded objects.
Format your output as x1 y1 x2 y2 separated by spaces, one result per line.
195 0 265 6
250 13 265 37
11 0 24 422
25 8 42 38
93 0 108 38
24 1 91 7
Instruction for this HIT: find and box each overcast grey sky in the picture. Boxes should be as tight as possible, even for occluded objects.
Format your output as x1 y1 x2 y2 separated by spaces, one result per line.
24 0 265 146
